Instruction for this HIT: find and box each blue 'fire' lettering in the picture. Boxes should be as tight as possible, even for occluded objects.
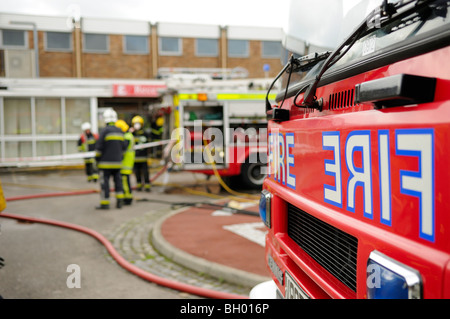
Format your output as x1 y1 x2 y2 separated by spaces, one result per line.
396 128 435 242
322 129 435 242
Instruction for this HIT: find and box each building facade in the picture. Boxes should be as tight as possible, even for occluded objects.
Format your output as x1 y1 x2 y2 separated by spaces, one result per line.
0 13 285 79
0 12 287 166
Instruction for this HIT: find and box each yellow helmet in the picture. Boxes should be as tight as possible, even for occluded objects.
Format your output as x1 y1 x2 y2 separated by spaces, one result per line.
115 119 129 132
131 115 144 125
156 117 164 127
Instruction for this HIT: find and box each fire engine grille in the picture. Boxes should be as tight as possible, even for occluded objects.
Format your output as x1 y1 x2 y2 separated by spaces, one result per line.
287 204 358 292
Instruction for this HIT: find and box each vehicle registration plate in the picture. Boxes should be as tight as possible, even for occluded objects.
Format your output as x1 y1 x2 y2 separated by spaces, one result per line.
285 271 309 299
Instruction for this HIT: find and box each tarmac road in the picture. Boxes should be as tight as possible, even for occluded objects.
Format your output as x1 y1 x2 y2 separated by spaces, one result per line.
0 167 251 299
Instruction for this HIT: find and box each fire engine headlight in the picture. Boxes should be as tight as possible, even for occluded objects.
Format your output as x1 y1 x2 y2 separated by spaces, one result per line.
366 251 422 299
259 190 271 228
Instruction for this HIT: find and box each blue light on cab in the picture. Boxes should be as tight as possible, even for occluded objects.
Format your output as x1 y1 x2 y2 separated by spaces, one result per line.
367 251 422 299
259 190 272 228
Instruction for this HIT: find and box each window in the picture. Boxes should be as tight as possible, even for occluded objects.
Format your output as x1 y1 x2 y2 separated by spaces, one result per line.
3 98 32 159
228 39 249 57
332 1 450 69
196 38 218 57
1 29 27 48
4 98 31 134
65 98 90 134
159 37 182 55
66 140 79 154
83 33 109 53
262 41 282 58
5 141 32 158
1 96 93 160
36 141 62 157
283 1 450 94
36 98 61 134
124 35 149 54
45 32 72 51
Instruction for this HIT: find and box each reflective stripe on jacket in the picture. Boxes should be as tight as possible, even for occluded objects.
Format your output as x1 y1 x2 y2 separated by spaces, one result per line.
95 123 125 169
78 132 98 162
133 129 150 163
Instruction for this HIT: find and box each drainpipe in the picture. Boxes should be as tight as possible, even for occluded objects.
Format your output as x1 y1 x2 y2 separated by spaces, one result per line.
151 23 159 78
73 18 82 78
220 26 227 79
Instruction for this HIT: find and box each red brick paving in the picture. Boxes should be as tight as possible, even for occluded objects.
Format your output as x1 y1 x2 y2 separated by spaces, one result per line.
161 205 270 277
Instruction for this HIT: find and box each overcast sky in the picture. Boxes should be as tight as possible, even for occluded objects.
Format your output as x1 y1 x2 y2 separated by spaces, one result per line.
0 0 292 28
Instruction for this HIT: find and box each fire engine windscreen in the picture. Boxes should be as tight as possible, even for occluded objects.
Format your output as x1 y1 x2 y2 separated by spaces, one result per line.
282 0 396 58
280 0 398 89
283 0 344 58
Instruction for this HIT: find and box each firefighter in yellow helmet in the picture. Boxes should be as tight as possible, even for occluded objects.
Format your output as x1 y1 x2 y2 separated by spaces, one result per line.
156 116 164 128
131 115 152 192
151 116 164 158
116 119 135 205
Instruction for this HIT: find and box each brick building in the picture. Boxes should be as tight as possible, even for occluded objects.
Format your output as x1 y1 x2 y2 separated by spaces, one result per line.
0 12 285 79
0 12 288 165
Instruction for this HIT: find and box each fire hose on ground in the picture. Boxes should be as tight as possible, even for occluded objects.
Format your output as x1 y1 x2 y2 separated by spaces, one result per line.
0 211 247 299
0 162 249 299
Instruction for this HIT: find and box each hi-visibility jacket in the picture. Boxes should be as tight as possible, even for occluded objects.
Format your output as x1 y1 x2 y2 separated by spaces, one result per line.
151 125 163 140
133 129 151 163
95 123 125 169
121 131 135 175
78 132 98 163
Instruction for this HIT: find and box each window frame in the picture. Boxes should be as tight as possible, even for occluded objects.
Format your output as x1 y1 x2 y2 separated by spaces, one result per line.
83 33 109 53
227 39 249 58
1 29 28 49
262 40 282 58
45 31 73 52
195 38 218 57
159 37 182 56
123 35 149 55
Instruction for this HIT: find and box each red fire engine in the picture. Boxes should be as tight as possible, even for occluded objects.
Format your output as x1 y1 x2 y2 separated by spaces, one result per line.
171 78 277 189
256 0 450 298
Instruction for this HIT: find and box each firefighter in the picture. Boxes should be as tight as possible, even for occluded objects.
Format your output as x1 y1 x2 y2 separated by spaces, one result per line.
115 119 135 205
77 122 99 182
131 115 152 192
151 116 164 158
94 109 126 210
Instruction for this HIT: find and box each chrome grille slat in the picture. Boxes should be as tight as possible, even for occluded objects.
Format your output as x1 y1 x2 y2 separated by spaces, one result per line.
287 204 358 292
289 215 357 262
288 226 357 285
288 209 358 251
288 225 358 270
